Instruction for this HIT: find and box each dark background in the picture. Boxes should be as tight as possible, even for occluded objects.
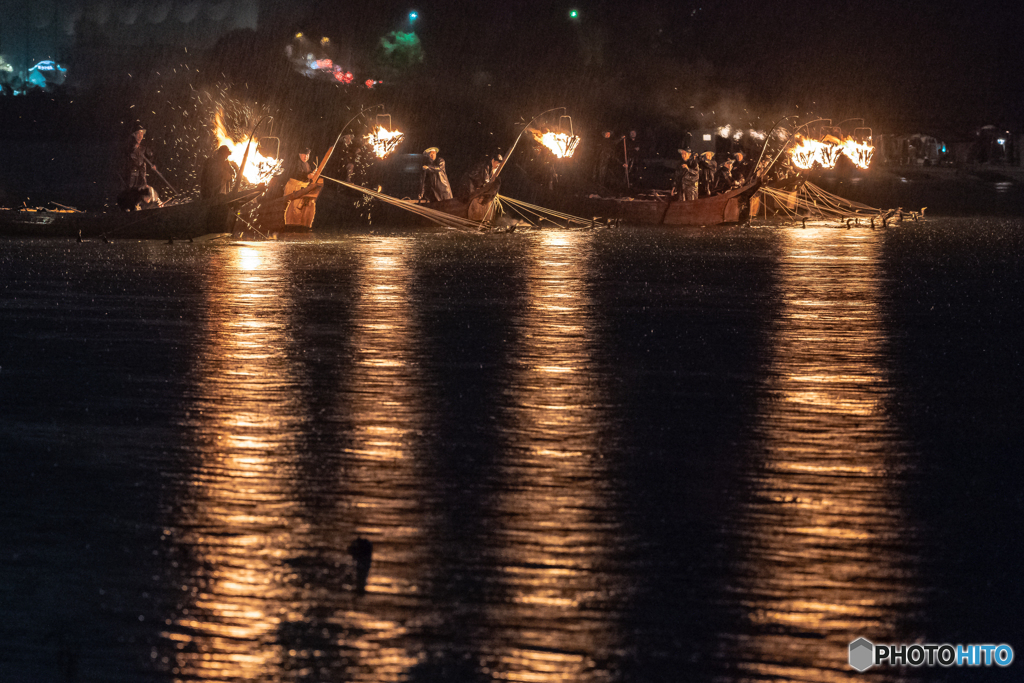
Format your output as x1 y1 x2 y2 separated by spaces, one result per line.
2 0 1023 207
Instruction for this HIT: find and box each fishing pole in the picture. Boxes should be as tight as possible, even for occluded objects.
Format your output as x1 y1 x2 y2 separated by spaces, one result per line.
232 115 273 193
495 106 566 178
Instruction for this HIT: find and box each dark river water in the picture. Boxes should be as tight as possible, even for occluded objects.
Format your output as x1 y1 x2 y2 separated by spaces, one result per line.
2 218 1022 682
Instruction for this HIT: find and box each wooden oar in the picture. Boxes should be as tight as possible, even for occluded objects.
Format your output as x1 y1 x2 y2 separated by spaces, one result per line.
146 160 178 196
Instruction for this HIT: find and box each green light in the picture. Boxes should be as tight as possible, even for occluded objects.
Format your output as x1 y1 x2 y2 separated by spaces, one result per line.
569 9 578 18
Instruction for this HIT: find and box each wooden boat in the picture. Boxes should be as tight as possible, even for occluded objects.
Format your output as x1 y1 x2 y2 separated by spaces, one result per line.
0 189 262 240
577 180 760 226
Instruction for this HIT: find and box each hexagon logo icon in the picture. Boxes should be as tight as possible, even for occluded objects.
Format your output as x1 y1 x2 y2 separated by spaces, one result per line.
849 637 875 672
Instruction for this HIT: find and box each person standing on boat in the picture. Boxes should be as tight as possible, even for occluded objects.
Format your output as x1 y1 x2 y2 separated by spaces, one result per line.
731 151 751 185
199 145 235 199
285 147 314 185
697 151 717 198
593 130 617 191
713 157 739 194
335 133 361 182
460 152 502 201
126 122 156 191
419 147 453 202
622 129 643 190
671 148 699 201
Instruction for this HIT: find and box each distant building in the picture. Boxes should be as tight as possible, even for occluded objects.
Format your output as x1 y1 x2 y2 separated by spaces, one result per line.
0 0 259 87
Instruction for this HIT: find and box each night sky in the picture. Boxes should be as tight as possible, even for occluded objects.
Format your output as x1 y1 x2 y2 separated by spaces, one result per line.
265 0 1024 132
2 0 1021 145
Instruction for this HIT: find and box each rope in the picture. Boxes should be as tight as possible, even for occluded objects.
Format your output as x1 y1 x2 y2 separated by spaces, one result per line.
495 195 594 228
322 176 486 231
754 181 881 220
322 177 595 231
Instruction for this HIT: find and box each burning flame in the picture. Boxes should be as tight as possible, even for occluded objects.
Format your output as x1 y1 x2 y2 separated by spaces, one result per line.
789 135 872 171
365 125 405 159
534 131 581 159
213 111 281 185
842 138 875 170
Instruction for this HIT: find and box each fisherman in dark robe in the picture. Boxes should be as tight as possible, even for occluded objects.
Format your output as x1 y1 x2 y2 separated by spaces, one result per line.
713 157 739 194
458 152 502 201
622 129 643 191
125 122 154 190
732 151 751 185
419 147 452 202
697 151 718 197
592 130 617 191
118 122 163 209
199 145 235 199
671 148 699 201
335 134 361 182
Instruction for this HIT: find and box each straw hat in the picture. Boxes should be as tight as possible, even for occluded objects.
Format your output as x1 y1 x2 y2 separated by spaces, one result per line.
423 147 439 155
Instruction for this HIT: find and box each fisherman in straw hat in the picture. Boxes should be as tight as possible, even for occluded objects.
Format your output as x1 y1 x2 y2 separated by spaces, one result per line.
419 146 452 201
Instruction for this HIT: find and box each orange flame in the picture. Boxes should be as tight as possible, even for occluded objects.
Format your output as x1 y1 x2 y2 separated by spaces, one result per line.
213 112 280 185
790 135 875 171
365 125 404 159
534 131 581 159
789 137 843 170
842 138 874 170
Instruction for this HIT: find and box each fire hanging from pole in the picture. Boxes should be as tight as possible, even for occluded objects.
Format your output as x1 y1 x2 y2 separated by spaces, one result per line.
366 126 404 158
534 130 581 158
789 135 874 170
365 113 404 159
532 116 581 159
213 110 281 184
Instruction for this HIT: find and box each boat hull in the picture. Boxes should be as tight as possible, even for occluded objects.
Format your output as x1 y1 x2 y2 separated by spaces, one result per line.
0 190 261 240
578 181 759 226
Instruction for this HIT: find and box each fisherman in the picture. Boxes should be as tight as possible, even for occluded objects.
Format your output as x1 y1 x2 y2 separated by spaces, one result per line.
593 129 617 190
285 147 315 184
671 148 699 201
198 145 235 199
732 151 751 185
622 129 643 190
713 157 739 194
125 122 155 191
281 147 322 229
697 151 717 197
419 147 453 202
336 133 360 182
459 151 502 201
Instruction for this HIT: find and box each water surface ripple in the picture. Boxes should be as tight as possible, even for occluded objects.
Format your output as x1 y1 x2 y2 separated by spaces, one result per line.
1 220 1021 682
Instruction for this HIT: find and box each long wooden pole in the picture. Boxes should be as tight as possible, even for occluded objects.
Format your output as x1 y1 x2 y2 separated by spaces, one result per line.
494 106 566 178
232 115 272 193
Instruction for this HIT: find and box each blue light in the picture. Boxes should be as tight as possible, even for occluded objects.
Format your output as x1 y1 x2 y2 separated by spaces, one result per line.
409 11 418 21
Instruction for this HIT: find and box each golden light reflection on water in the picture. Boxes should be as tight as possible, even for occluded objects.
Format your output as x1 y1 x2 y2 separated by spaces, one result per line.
736 226 919 681
486 231 626 682
163 240 427 682
337 237 431 609
165 243 307 681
